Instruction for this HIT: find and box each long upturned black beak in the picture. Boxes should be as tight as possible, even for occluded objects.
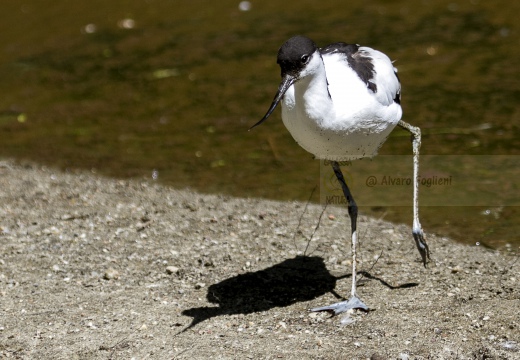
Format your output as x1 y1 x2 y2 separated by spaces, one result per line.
249 74 296 130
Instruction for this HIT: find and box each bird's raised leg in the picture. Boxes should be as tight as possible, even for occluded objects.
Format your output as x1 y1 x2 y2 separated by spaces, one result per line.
398 120 430 266
310 161 368 315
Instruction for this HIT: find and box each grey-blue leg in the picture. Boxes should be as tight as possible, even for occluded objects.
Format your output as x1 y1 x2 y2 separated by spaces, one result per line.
310 161 368 315
398 120 430 265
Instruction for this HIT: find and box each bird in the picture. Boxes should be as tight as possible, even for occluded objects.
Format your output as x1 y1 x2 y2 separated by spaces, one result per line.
250 35 430 316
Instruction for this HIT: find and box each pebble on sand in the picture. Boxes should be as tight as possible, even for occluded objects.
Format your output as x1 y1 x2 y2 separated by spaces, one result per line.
166 266 179 275
104 268 120 280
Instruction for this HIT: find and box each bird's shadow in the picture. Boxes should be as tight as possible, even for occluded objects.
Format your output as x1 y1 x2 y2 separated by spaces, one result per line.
179 255 418 333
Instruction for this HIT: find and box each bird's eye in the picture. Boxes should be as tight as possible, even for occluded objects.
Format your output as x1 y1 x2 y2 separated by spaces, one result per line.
301 54 309 63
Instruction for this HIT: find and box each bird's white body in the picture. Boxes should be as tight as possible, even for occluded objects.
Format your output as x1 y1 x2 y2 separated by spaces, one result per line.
280 47 401 161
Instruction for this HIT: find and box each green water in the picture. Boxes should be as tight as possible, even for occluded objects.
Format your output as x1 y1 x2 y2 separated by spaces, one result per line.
0 0 518 249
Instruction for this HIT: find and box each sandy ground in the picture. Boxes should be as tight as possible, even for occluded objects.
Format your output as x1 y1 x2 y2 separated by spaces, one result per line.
0 160 518 359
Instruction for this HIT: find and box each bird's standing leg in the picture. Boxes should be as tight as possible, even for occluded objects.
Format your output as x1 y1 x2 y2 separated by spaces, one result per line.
398 120 430 266
331 161 359 299
310 161 368 315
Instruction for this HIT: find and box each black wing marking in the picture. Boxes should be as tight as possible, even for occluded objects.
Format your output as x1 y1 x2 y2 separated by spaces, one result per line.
320 42 377 93
393 70 401 104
